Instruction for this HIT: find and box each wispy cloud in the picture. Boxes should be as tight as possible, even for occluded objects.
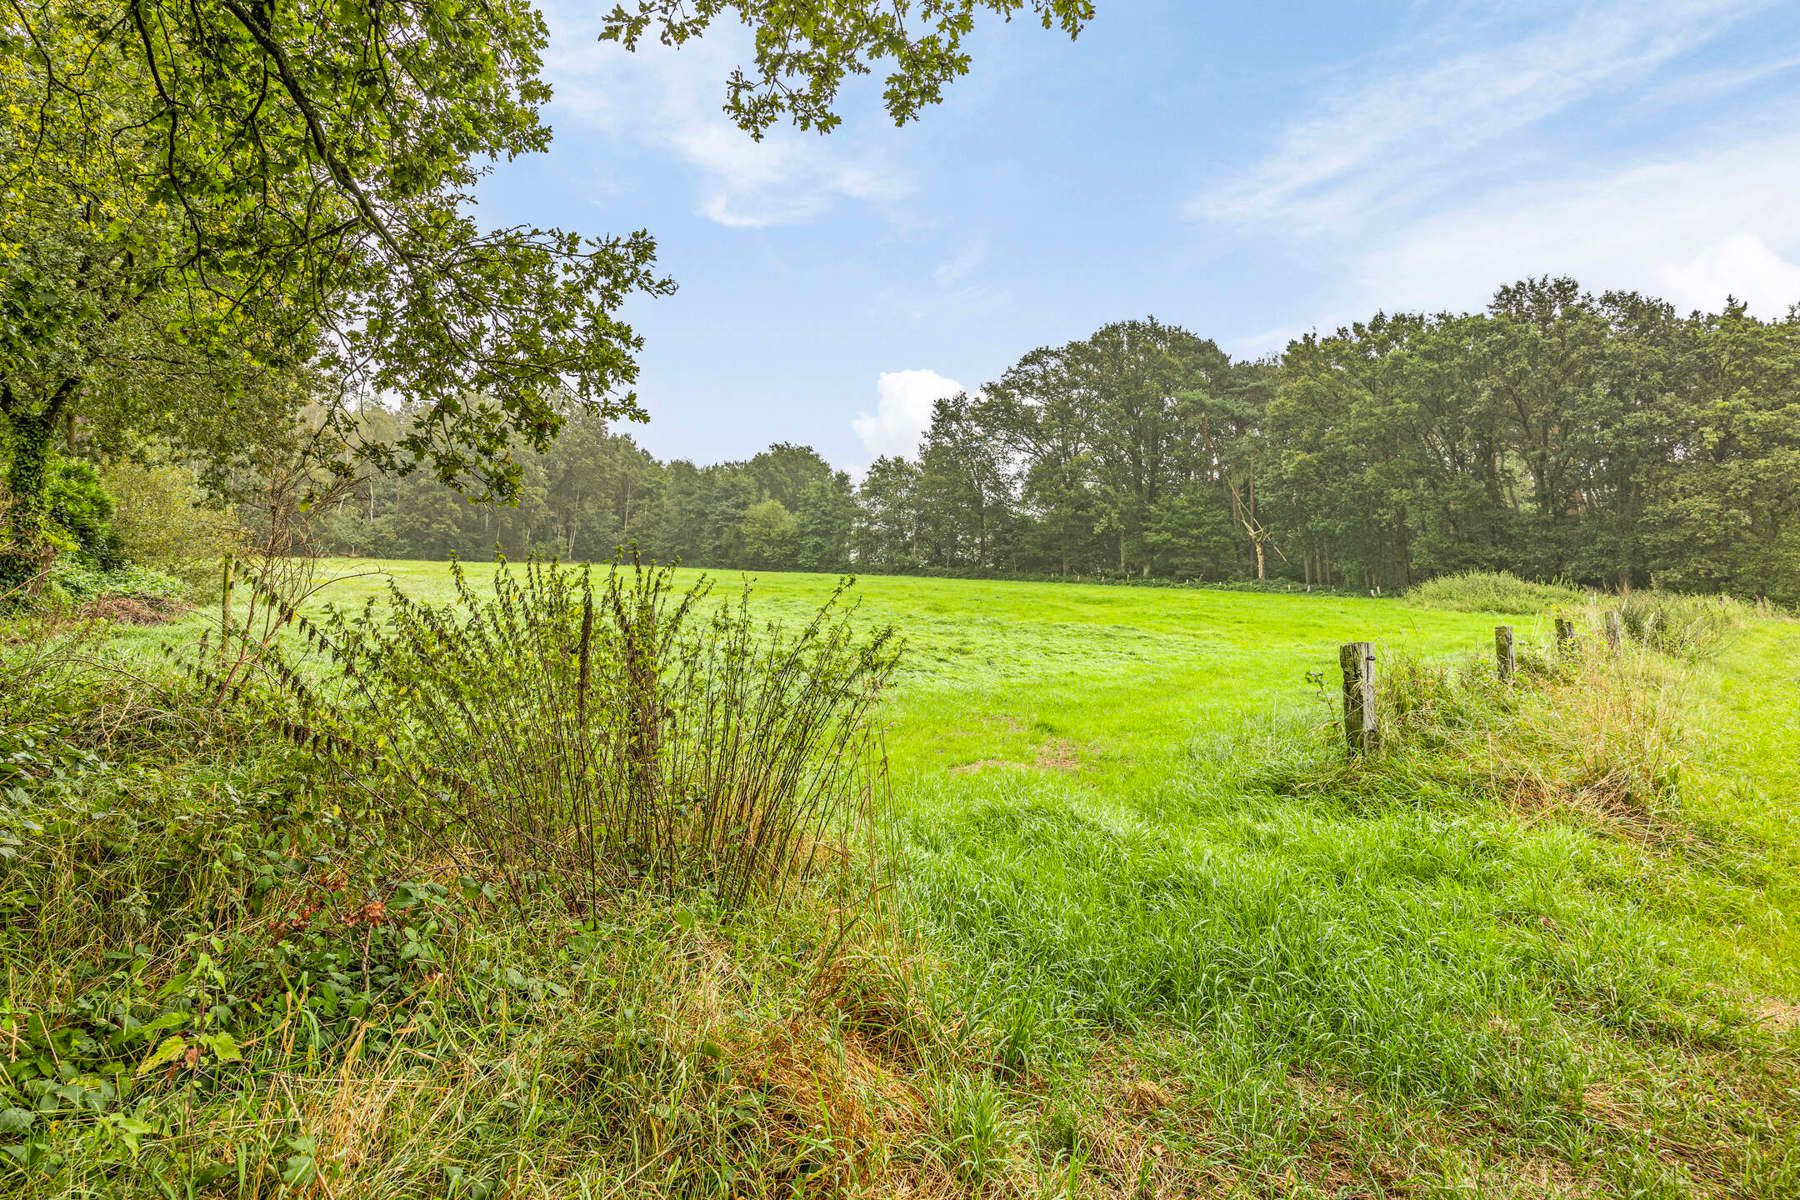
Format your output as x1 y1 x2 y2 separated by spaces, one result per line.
931 236 990 288
537 2 914 228
1197 0 1800 347
1641 48 1800 108
1223 117 1800 357
1194 0 1769 234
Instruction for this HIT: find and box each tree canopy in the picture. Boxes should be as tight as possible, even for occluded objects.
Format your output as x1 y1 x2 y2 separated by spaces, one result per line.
0 0 1094 585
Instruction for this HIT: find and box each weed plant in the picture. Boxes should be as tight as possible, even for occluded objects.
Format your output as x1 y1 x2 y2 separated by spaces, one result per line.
1608 590 1747 659
1408 569 1752 659
1263 633 1696 840
231 558 901 914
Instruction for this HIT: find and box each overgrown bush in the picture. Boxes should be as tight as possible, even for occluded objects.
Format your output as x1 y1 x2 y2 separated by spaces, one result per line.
235 559 902 913
1406 570 1584 613
42 457 124 570
0 456 125 592
0 608 956 1198
41 558 186 609
1 454 224 614
100 457 242 592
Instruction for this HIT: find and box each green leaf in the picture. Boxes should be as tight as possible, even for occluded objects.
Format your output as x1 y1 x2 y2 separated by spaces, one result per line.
199 1032 243 1063
136 1035 189 1076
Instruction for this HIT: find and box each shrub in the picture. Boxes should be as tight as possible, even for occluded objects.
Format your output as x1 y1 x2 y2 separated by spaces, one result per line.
235 558 902 913
38 557 187 615
100 457 241 593
1406 570 1584 614
42 456 126 570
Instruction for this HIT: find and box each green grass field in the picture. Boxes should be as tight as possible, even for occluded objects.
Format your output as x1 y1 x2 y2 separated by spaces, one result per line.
7 561 1799 1197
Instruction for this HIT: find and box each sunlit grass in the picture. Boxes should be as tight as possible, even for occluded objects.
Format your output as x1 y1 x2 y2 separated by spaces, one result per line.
8 560 1798 1197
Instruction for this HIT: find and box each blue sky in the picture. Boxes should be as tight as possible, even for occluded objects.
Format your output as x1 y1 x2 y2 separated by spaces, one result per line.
479 0 1800 472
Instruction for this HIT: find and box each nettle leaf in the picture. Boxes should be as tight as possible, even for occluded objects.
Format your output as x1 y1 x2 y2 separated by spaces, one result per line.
135 1035 190 1076
198 1032 243 1063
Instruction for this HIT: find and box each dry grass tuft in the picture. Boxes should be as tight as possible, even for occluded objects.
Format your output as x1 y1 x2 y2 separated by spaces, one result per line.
76 593 189 625
1750 998 1800 1032
950 738 1089 776
1493 657 1691 843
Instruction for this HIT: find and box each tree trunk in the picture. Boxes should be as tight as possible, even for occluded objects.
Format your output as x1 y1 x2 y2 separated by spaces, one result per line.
0 406 60 593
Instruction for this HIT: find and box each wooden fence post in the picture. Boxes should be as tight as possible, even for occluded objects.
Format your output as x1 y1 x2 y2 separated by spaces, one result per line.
1555 617 1576 656
1495 625 1515 682
1340 641 1377 756
1604 610 1622 652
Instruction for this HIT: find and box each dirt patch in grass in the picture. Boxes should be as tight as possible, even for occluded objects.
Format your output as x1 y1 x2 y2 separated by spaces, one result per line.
1035 738 1084 772
1750 997 1800 1031
949 738 1087 776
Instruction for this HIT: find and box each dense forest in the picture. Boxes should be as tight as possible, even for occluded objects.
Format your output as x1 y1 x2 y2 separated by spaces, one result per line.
316 277 1800 602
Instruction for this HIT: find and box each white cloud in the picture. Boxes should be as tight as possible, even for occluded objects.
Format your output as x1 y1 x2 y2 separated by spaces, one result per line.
1191 1 1800 348
1335 125 1800 321
851 370 965 459
537 2 913 228
1657 234 1800 314
1194 0 1768 233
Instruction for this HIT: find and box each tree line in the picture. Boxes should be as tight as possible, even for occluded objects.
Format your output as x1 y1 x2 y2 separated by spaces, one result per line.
315 277 1800 603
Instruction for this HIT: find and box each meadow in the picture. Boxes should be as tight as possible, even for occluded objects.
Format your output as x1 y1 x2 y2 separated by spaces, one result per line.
4 562 1798 1197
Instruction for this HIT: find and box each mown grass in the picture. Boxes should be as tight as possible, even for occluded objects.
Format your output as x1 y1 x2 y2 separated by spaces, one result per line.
5 562 1797 1197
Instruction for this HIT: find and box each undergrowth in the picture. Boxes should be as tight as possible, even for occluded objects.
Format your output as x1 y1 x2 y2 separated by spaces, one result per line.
1267 635 1698 842
0 593 944 1197
1406 572 1755 659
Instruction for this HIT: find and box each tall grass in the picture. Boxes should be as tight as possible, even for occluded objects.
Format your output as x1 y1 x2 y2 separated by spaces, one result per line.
232 558 902 913
1610 590 1747 659
1406 571 1584 614
1409 572 1751 658
1269 618 1705 846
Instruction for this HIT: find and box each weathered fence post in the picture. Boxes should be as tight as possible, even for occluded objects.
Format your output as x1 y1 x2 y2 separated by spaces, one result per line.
1495 625 1516 682
1340 641 1377 756
1555 617 1576 656
1604 610 1622 652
